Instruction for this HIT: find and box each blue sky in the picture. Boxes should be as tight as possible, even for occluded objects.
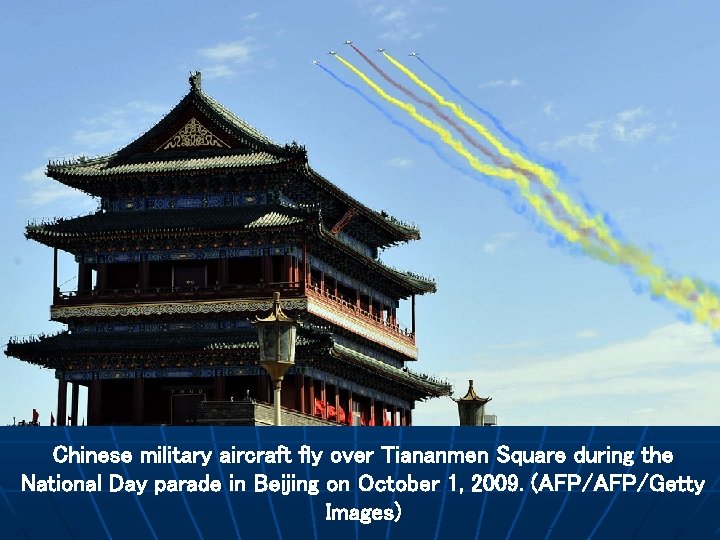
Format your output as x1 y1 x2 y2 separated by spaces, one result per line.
2 1 720 426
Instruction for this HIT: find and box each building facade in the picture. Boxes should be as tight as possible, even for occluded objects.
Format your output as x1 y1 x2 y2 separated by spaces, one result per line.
6 73 450 426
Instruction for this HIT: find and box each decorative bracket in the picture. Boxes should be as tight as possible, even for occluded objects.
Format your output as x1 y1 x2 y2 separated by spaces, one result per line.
330 207 358 235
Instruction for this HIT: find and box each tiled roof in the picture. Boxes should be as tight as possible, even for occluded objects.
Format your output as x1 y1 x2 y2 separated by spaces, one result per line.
47 152 289 178
330 343 452 397
5 331 450 397
27 205 309 237
4 330 322 367
319 227 437 295
42 74 422 251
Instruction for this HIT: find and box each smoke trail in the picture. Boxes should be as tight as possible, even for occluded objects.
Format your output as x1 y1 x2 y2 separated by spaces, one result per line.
383 51 616 247
413 55 565 173
348 46 594 246
315 63 563 239
349 45 501 165
333 54 720 333
315 63 512 198
333 54 617 261
414 54 631 244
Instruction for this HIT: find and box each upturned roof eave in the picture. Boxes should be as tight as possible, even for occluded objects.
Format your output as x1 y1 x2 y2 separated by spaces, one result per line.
318 227 436 297
329 343 451 398
302 163 420 244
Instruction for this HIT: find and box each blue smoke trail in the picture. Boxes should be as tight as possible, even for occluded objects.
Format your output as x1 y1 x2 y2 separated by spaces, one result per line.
316 63 510 196
412 56 634 249
316 63 576 254
414 55 568 176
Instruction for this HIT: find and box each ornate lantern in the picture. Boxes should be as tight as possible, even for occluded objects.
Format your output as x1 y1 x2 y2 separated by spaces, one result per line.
454 380 492 426
255 292 297 425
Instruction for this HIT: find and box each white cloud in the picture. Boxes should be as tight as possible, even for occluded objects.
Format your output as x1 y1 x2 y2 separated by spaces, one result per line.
243 12 260 21
478 77 522 89
202 65 234 80
414 323 720 425
479 78 523 90
198 38 257 78
72 100 167 151
483 231 516 253
356 1 432 41
543 101 559 120
553 131 601 151
386 157 413 168
479 79 504 89
382 8 406 23
549 106 668 151
22 100 166 208
199 39 255 63
21 166 90 208
611 107 656 143
616 107 644 123
576 329 600 339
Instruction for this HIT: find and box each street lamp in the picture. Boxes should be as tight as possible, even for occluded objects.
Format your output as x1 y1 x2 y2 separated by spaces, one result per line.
454 380 492 426
255 291 297 426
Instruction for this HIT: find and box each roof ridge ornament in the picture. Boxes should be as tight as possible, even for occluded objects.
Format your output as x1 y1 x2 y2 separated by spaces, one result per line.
158 117 229 151
189 71 202 92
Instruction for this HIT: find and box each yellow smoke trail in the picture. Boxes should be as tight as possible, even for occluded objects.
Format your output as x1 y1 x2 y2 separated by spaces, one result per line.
380 53 720 330
333 54 720 331
382 51 617 249
333 54 613 260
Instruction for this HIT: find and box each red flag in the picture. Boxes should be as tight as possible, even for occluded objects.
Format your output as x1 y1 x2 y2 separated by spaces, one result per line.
326 404 337 420
314 399 326 416
337 405 346 424
50 413 55 426
383 413 391 426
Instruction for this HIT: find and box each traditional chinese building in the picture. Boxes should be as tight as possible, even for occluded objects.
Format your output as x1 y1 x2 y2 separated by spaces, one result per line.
6 72 451 426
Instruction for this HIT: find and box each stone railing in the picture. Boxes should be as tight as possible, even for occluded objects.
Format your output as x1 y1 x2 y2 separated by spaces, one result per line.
195 400 337 426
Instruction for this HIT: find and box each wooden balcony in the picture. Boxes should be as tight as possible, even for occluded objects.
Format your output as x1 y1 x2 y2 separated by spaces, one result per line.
52 281 415 350
54 281 305 306
305 283 415 349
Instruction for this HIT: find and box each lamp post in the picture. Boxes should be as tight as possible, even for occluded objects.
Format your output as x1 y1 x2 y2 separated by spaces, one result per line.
454 380 492 426
255 292 297 426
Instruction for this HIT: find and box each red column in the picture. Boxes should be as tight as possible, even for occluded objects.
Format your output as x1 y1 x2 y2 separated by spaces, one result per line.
297 374 306 414
302 241 308 294
262 255 272 287
97 264 107 290
57 380 67 426
308 377 315 416
70 383 79 426
411 294 416 335
321 381 327 420
213 375 225 401
133 379 144 425
52 248 59 302
370 398 375 427
139 261 150 291
347 390 353 426
258 374 269 403
334 387 340 424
